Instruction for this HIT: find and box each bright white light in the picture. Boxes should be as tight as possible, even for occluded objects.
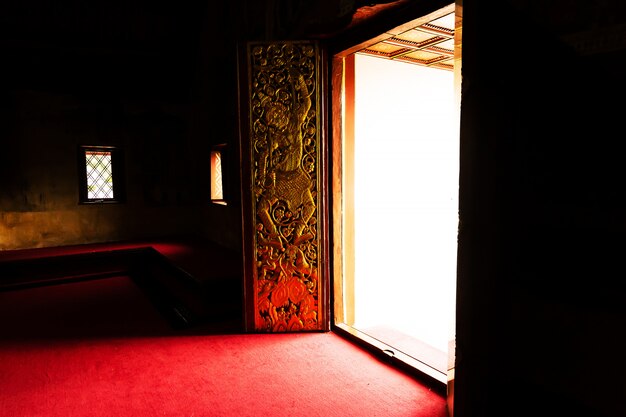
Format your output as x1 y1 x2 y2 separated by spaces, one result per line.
352 54 458 353
211 150 224 201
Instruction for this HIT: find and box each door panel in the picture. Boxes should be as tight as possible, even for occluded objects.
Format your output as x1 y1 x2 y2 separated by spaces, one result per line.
239 41 328 332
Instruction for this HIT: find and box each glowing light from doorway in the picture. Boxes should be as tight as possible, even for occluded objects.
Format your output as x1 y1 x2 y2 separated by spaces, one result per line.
352 53 458 353
211 149 226 204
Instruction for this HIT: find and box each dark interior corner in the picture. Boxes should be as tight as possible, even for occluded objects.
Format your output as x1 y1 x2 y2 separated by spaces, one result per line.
1 1 625 417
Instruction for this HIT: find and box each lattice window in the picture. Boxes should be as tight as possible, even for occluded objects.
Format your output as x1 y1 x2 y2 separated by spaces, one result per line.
78 146 125 203
85 151 114 199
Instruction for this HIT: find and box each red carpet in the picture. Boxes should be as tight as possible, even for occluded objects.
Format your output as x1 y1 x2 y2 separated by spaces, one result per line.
0 276 447 417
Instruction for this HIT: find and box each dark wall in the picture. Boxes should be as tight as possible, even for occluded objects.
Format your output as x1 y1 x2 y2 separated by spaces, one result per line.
0 1 243 250
456 1 626 416
0 90 206 249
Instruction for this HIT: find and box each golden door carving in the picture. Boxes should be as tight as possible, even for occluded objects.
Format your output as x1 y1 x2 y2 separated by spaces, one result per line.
242 41 325 332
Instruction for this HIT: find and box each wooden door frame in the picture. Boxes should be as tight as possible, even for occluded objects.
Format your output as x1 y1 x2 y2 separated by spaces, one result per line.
326 0 459 405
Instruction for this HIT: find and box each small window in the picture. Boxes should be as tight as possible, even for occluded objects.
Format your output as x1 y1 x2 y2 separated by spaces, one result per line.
78 146 125 203
210 144 227 205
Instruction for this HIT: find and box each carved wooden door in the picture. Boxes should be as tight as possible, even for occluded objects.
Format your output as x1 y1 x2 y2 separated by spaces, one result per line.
238 41 329 332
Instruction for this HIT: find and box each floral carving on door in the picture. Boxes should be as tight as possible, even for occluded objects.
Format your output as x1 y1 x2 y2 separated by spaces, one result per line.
244 41 325 332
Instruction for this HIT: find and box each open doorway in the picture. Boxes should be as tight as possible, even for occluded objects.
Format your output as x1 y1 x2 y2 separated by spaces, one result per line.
332 3 460 390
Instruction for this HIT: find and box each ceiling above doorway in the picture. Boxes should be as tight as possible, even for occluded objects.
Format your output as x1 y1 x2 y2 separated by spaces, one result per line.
355 11 455 71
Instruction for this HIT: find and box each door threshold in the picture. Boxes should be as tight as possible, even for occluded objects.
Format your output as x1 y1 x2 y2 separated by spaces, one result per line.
332 322 448 394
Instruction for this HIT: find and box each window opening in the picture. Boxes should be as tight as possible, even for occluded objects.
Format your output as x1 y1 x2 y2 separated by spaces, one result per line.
86 150 114 199
210 144 227 205
78 146 125 204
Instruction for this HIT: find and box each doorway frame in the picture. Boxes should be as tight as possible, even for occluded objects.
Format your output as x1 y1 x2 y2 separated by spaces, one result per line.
328 0 461 400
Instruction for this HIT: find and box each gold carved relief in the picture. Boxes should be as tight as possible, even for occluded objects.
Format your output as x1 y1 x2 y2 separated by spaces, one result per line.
247 42 321 332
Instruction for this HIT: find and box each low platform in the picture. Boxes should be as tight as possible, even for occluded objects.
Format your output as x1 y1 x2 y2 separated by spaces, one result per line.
0 236 243 329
